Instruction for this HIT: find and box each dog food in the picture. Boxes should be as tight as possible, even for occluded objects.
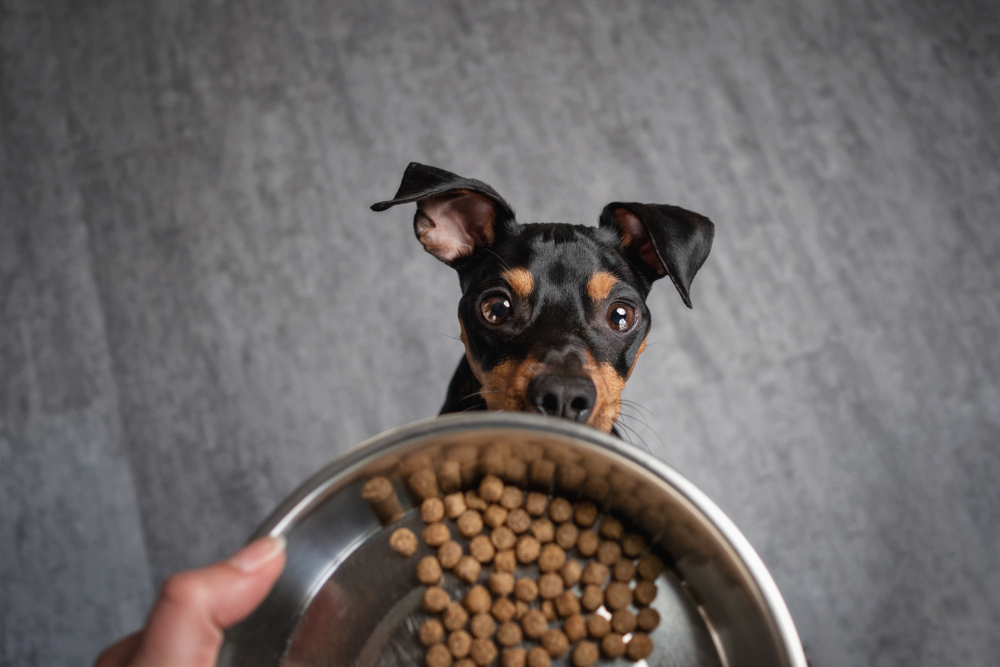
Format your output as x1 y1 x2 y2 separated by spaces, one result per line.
372 471 671 663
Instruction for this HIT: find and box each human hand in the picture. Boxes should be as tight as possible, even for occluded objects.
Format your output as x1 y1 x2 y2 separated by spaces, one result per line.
94 535 286 667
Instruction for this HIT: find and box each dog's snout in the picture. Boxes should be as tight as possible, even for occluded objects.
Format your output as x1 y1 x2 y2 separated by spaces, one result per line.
527 374 596 423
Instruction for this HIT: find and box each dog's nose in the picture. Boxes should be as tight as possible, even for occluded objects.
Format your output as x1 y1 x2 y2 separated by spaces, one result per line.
526 375 597 423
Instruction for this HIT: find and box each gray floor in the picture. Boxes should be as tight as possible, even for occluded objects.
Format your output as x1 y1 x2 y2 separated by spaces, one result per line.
1 1 998 665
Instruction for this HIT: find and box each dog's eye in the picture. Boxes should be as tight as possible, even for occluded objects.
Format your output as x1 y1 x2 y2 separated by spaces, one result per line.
481 295 512 325
607 302 636 332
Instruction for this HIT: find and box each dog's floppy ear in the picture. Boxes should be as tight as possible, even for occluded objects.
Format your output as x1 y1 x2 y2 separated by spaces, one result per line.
372 163 515 265
600 202 714 308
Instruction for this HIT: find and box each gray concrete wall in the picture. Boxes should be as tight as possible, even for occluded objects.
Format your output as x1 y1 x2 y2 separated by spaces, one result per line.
1 1 997 665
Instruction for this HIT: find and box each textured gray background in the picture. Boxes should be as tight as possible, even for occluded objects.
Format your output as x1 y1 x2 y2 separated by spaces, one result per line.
1 1 998 666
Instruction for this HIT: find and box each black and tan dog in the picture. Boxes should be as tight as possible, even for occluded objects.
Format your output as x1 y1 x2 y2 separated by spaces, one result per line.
373 163 714 435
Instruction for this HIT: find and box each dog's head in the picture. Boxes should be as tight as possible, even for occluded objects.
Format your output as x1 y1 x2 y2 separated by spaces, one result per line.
373 163 714 433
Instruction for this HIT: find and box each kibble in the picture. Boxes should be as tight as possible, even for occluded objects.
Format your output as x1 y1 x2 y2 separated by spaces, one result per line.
492 597 517 622
424 523 451 547
530 518 555 543
604 582 633 610
439 541 463 569
479 475 505 503
409 468 439 500
470 638 498 666
560 559 583 587
554 590 581 617
564 614 587 642
576 530 599 557
444 492 468 519
580 585 604 612
488 571 515 597
438 460 462 494
427 643 453 667
422 497 446 523
621 533 646 558
537 572 564 599
484 504 509 528
580 561 609 587
555 522 579 550
521 609 548 639
494 549 516 573
541 600 557 622
573 502 598 528
499 486 523 510
455 555 482 583
455 660 475 667
515 535 541 563
457 510 484 538
572 641 599 667
634 580 657 605
600 633 626 659
470 612 496 638
449 629 473 659
514 577 538 602
598 516 623 540
464 585 492 614
540 628 570 657
585 613 611 639
613 559 636 582
361 476 403 525
596 540 621 565
611 609 637 634
491 526 517 551
548 497 573 523
515 600 529 620
420 618 445 646
417 556 443 584
637 553 664 580
469 535 496 563
626 632 654 661
530 459 556 488
502 647 526 667
537 544 566 572
465 490 488 512
636 607 661 632
506 508 532 534
444 601 470 630
424 586 451 613
527 646 551 667
389 527 418 556
496 621 523 647
524 492 548 516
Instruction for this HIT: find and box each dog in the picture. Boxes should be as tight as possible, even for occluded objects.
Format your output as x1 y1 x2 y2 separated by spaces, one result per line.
372 163 714 435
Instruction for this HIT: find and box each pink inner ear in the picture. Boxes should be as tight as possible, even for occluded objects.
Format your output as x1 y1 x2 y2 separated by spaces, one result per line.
417 192 497 262
615 209 667 276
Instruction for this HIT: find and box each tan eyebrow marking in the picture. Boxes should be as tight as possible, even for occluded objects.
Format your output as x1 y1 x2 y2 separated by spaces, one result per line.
502 267 534 299
587 271 618 302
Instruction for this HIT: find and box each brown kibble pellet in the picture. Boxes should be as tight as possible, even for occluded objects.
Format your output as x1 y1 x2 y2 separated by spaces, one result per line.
637 554 665 580
527 646 551 667
560 559 583 587
455 555 482 583
445 492 468 519
576 530 599 557
541 628 570 657
506 508 532 534
421 618 445 646
438 460 463 494
530 459 556 488
465 490 488 511
491 526 517 551
484 504 509 528
449 629 473 659
611 609 637 634
538 543 566 572
422 497 446 523
554 590 581 617
537 572 564 599
361 476 404 525
494 549 516 573
555 522 579 550
557 463 587 495
515 600 529 620
586 613 611 638
488 571 515 597
621 533 646 557
573 502 598 528
499 486 523 509
626 632 654 661
521 609 548 639
580 561 609 586
634 580 657 605
531 518 555 543
480 450 506 477
425 523 452 547
572 641 599 667
598 516 624 540
524 492 548 516
541 600 557 622
464 585 493 614
601 633 626 659
515 535 541 563
470 638 498 666
424 586 451 613
444 601 470 631
596 540 621 565
580 585 604 611
470 535 496 563
410 468 439 500
389 527 418 556
470 612 496 638
502 647 526 667
514 577 538 602
548 497 573 523
458 510 485 538
613 559 636 582
637 607 660 631
455 661 475 667
564 614 587 642
492 597 517 622
604 582 633 610
496 621 523 647
427 643 453 667
479 475 504 503
417 556 443 584
439 540 463 569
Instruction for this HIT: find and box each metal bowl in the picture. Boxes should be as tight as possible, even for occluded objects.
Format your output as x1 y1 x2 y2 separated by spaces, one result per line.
219 413 807 667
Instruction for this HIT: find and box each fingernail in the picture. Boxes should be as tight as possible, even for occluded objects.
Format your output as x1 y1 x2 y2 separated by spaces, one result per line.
229 535 286 573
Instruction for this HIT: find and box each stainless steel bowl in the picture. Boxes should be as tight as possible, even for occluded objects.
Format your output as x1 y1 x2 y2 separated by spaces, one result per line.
219 413 807 667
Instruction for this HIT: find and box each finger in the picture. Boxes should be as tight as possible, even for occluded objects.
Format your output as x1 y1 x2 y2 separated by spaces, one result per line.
131 535 286 667
93 631 142 667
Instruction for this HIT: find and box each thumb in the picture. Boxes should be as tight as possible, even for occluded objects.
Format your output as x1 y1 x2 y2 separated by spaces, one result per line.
131 535 286 667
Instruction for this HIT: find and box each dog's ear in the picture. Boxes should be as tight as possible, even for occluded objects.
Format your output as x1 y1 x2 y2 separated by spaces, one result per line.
600 202 714 308
372 163 515 265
